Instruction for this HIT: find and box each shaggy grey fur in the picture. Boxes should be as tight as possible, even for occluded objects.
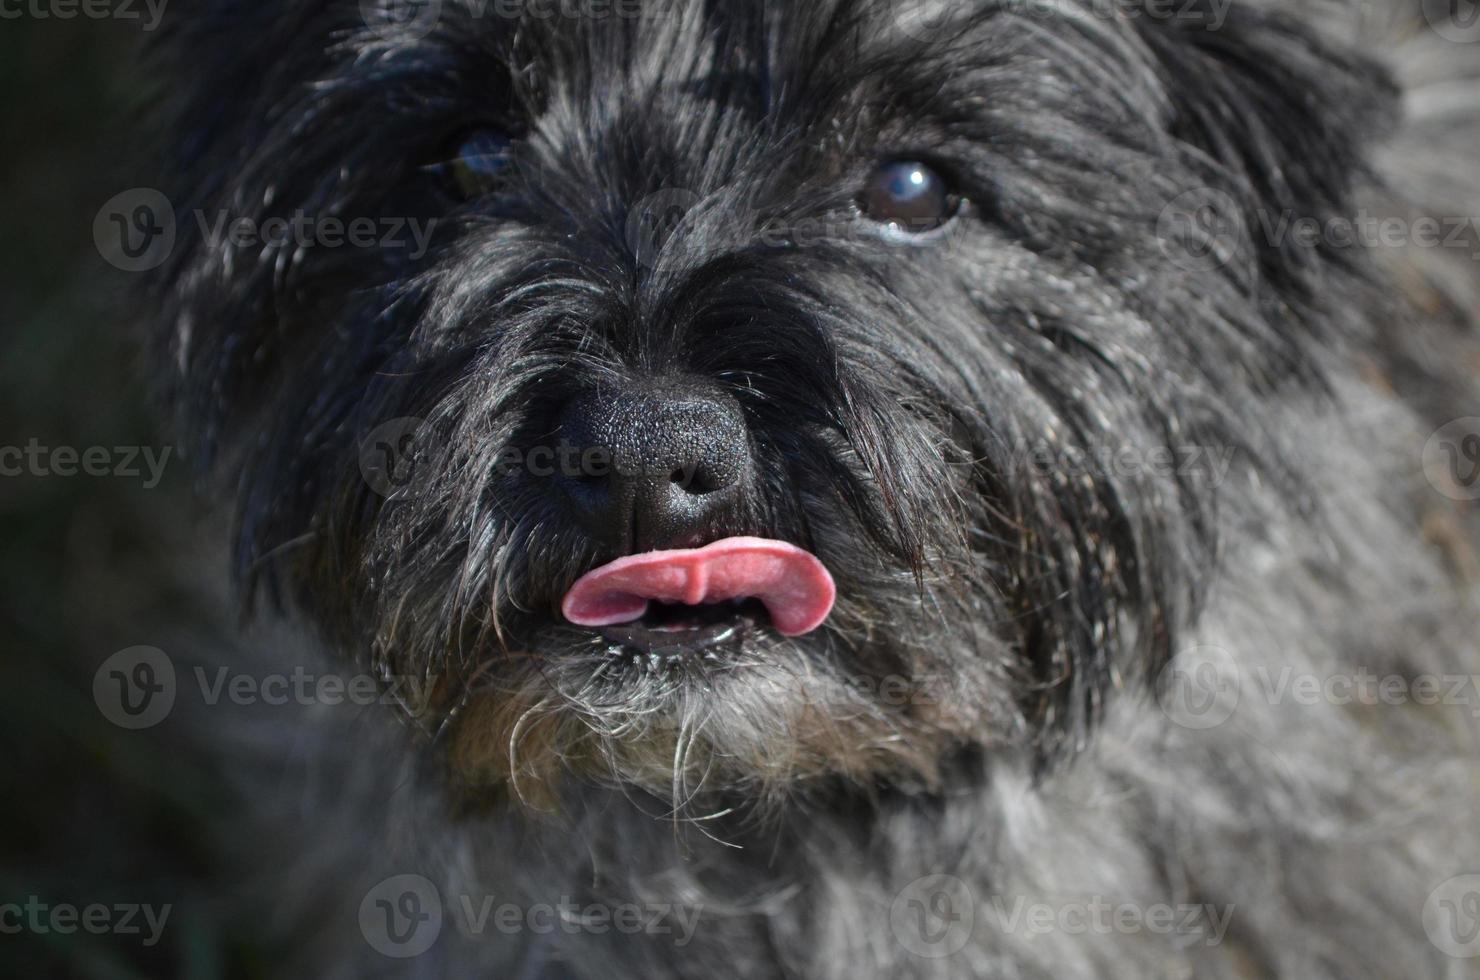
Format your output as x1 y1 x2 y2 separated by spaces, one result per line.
139 0 1480 977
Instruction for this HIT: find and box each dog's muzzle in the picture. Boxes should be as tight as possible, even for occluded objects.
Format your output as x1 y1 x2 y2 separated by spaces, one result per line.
554 376 835 654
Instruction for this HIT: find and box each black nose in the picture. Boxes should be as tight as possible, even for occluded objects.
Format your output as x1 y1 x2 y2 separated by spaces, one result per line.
556 378 752 553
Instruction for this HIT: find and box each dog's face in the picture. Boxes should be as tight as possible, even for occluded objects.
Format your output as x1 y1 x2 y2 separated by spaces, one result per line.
154 0 1388 801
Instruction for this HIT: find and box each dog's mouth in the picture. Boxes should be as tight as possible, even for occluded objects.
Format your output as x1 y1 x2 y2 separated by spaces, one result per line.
594 597 770 655
561 537 836 656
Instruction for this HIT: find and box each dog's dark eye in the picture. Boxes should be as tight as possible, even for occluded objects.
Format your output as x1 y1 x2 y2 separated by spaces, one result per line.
859 161 959 234
441 129 516 200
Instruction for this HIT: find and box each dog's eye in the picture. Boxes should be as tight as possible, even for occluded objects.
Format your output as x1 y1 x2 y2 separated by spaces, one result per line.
441 129 516 200
858 161 959 234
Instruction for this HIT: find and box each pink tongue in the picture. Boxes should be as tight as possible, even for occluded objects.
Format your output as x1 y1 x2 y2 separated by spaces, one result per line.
561 537 836 637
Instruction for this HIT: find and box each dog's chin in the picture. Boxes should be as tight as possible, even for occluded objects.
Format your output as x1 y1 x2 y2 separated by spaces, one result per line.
441 606 971 809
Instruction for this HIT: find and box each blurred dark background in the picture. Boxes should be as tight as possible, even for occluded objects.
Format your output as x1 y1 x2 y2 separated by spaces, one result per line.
1 14 254 979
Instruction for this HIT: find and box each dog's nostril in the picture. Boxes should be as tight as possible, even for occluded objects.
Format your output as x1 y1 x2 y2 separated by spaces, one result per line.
672 464 720 494
556 377 753 552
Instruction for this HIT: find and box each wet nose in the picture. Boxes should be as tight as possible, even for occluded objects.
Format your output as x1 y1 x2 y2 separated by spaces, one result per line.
556 378 752 553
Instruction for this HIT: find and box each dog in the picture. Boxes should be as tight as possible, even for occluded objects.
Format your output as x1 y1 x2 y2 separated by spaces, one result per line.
140 0 1480 976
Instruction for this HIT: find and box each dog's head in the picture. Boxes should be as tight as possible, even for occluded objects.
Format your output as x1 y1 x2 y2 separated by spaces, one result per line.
151 0 1392 803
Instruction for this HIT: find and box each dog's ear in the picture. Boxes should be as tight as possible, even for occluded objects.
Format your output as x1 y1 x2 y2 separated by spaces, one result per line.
146 3 399 464
1135 1 1398 280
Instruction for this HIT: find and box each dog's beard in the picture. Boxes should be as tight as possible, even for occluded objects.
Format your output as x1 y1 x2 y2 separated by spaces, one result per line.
153 0 1391 805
